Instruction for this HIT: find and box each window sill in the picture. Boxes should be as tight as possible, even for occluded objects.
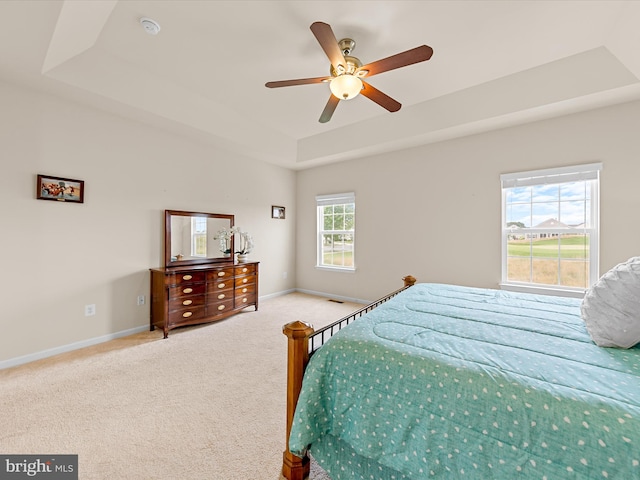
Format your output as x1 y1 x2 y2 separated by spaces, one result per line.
500 282 586 299
315 265 356 273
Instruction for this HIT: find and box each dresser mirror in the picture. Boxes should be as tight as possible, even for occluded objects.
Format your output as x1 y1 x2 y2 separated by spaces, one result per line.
165 210 235 267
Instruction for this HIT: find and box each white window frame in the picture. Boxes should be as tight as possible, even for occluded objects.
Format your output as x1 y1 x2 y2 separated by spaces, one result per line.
500 163 601 297
316 192 356 272
191 217 207 258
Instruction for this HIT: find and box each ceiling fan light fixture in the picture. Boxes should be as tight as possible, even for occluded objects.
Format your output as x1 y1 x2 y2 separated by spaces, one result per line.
330 74 362 100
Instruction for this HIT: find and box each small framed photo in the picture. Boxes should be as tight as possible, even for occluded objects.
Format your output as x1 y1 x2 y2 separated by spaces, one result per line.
36 174 84 203
272 205 285 219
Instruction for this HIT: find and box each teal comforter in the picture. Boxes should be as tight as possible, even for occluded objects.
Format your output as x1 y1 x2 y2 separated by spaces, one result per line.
289 284 640 479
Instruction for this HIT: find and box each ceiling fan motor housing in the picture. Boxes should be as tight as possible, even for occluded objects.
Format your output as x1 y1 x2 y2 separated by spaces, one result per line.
338 38 356 55
329 38 361 77
330 55 362 77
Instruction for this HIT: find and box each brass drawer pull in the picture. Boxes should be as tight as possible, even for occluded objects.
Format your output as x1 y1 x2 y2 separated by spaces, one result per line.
218 283 226 289
183 275 193 281
242 279 248 284
182 311 193 318
183 287 193 294
217 271 226 277
242 298 248 303
217 293 225 300
182 300 193 306
217 305 225 311
242 268 248 273
242 288 247 293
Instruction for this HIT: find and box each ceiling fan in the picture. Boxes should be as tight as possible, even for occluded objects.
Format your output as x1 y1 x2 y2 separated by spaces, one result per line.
265 21 433 123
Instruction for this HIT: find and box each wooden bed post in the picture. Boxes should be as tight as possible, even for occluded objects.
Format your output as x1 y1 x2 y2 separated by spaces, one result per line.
403 275 417 287
282 320 314 480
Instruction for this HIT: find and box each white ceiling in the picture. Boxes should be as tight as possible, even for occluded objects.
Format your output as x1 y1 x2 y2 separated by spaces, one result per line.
1 0 640 170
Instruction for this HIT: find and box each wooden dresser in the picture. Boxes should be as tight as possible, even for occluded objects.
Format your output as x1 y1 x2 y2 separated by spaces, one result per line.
149 261 258 338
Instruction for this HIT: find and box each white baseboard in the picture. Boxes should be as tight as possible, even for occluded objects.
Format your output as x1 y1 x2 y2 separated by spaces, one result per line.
258 289 296 301
294 288 370 305
261 288 369 305
0 325 149 370
3 290 366 370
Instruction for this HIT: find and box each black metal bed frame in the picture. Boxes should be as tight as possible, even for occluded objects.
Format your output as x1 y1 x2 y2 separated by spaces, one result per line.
307 284 412 356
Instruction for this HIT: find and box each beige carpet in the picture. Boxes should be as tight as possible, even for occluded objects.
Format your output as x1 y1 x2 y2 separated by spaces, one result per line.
0 293 362 479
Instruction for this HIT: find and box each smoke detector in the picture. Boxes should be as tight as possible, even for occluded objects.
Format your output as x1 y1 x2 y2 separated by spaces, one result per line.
140 17 161 35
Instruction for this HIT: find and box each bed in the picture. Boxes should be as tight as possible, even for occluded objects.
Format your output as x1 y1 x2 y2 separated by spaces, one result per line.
281 278 640 480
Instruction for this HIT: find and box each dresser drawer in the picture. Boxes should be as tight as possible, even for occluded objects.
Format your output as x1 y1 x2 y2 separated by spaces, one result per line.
235 264 255 276
234 276 255 288
235 293 256 308
206 298 235 316
168 306 205 325
169 283 206 298
168 271 206 286
169 295 205 312
206 267 235 281
235 283 256 296
207 279 234 293
207 290 232 302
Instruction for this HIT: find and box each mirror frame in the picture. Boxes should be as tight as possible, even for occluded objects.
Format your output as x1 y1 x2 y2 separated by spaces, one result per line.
164 209 235 267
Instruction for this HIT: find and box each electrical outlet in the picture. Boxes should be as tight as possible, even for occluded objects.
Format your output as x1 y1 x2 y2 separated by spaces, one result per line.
137 295 145 306
85 304 96 316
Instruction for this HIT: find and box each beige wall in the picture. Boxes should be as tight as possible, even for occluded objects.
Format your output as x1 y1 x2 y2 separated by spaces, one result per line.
4 75 640 366
296 100 640 301
0 80 296 365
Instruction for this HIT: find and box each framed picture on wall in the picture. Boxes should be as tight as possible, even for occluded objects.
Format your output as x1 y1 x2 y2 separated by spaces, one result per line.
36 174 85 203
272 205 285 219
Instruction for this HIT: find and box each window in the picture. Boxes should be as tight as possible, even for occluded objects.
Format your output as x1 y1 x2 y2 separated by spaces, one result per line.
500 163 601 296
316 192 355 270
191 217 207 257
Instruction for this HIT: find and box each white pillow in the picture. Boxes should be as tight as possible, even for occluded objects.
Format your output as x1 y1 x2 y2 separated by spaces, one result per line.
581 256 640 348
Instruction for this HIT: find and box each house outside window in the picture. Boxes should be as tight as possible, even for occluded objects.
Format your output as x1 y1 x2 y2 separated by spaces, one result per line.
316 192 355 271
192 217 207 257
500 163 601 296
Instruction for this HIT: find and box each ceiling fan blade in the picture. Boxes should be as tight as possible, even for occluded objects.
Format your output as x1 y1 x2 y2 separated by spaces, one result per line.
319 95 340 123
360 81 401 112
358 45 433 77
310 22 346 70
265 76 330 88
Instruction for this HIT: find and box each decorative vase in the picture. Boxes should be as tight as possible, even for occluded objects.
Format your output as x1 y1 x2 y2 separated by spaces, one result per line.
237 254 249 263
